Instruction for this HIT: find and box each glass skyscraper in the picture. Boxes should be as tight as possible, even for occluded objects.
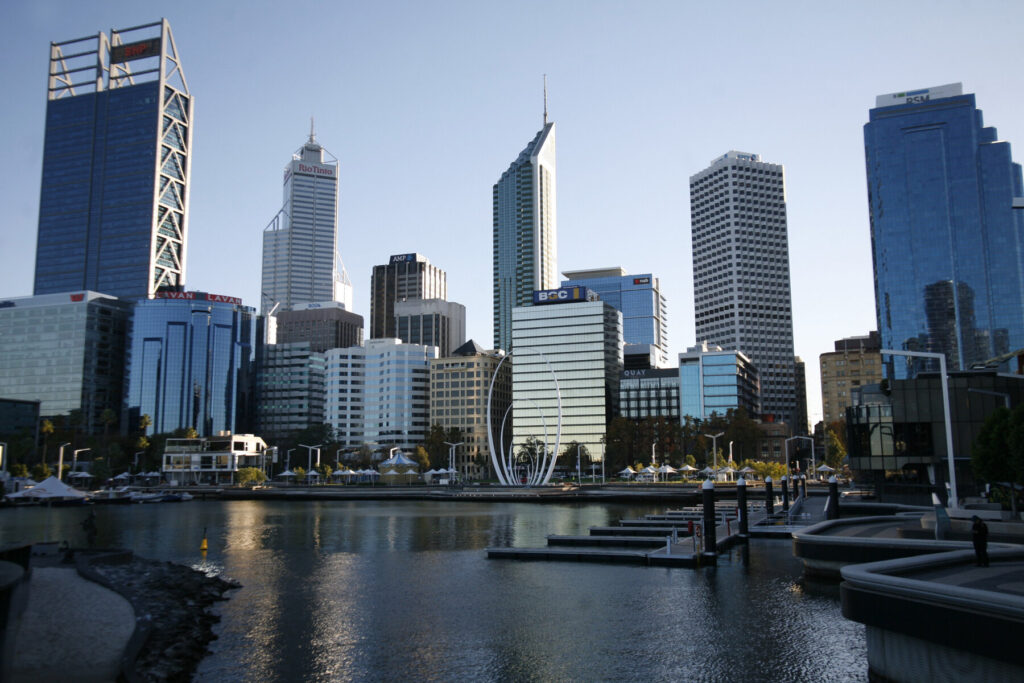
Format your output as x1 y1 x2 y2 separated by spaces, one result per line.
865 83 1024 376
493 121 557 351
262 129 352 314
678 343 760 421
690 151 797 425
125 292 257 437
561 267 669 367
34 20 191 300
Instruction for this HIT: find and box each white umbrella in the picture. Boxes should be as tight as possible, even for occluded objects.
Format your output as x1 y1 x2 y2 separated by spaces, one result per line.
817 464 835 472
657 465 678 474
68 471 92 479
278 469 297 478
641 466 657 474
382 470 401 476
679 465 698 472
700 466 716 474
6 476 87 500
618 467 636 476
404 468 419 476
113 472 131 480
739 466 756 473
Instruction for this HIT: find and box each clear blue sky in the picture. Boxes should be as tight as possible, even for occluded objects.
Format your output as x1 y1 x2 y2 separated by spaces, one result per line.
4 0 1024 427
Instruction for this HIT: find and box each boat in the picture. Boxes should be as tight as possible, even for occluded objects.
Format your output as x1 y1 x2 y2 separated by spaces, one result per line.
130 491 165 504
90 487 133 505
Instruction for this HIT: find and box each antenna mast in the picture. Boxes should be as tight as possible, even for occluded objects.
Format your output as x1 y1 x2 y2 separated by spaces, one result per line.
543 74 548 125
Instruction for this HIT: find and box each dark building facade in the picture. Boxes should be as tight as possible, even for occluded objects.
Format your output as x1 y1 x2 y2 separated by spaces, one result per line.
618 368 680 422
369 254 445 339
275 302 363 352
34 20 191 300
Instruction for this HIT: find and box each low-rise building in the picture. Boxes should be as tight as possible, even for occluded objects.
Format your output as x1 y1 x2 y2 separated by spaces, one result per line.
679 342 760 421
162 433 268 485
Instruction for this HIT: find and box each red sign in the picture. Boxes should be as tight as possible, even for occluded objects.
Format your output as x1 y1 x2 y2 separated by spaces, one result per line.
154 291 242 306
69 293 85 302
111 38 161 63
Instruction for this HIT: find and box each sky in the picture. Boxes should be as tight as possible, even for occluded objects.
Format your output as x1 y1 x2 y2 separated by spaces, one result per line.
3 0 1024 428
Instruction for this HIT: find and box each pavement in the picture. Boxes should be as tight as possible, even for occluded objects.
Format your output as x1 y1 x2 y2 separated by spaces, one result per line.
8 565 135 682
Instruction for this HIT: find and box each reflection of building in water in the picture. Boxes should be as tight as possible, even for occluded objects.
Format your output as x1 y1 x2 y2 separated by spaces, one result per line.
865 83 1024 378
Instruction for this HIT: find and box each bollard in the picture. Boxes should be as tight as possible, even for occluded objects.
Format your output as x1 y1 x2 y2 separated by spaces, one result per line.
827 475 840 520
781 475 790 512
765 476 775 516
702 478 717 562
737 476 749 537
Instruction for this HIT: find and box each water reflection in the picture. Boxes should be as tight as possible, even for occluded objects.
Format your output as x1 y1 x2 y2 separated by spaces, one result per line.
0 501 866 681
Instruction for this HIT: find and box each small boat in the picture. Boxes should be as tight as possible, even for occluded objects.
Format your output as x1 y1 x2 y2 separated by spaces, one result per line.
90 487 133 505
130 491 165 504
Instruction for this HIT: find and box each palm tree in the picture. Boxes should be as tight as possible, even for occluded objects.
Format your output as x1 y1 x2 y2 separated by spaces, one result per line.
40 418 54 465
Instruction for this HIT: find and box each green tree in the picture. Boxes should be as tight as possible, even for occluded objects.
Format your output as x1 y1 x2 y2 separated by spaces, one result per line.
10 463 28 478
602 417 639 472
31 463 53 481
40 418 54 465
560 441 590 467
973 406 1022 515
90 457 111 482
825 428 847 470
685 454 696 468
412 446 430 471
293 466 306 482
237 467 268 486
138 413 152 434
421 423 449 469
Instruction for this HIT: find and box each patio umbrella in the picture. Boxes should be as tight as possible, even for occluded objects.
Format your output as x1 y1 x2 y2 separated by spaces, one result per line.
817 464 835 472
278 469 297 478
618 467 635 476
679 465 698 472
657 465 678 474
113 472 131 480
700 466 716 474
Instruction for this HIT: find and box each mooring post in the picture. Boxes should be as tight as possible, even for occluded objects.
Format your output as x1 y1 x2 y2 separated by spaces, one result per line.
765 476 774 516
702 479 717 563
737 476 748 537
828 475 839 520
781 475 790 512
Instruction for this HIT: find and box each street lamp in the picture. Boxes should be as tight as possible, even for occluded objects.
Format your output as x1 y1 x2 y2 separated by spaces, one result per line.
577 443 584 486
57 442 71 479
299 444 322 472
133 451 144 473
785 436 814 479
0 442 8 476
73 448 90 472
882 349 958 510
703 432 724 479
967 388 1011 410
286 449 295 471
444 441 463 478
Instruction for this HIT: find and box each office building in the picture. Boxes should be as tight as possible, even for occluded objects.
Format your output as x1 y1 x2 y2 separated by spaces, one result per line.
866 83 1024 376
262 129 352 314
395 299 466 358
325 339 437 451
794 357 808 436
274 302 363 352
561 268 669 367
163 433 268 486
678 343 761 421
0 292 130 433
429 340 511 479
256 343 325 439
618 368 680 422
690 151 797 424
493 121 557 351
125 291 257 437
511 290 622 463
370 254 446 339
820 331 882 426
34 20 191 300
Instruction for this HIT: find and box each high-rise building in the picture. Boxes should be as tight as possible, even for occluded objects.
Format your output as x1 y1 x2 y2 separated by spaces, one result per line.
0 292 131 433
34 20 192 300
820 331 882 426
125 291 257 437
394 299 466 358
793 357 808 436
262 128 352 314
369 254 446 339
561 268 669 367
256 343 325 440
865 83 1024 376
325 339 437 451
274 302 363 352
429 340 511 480
493 121 557 351
690 151 797 424
678 343 760 421
511 290 622 463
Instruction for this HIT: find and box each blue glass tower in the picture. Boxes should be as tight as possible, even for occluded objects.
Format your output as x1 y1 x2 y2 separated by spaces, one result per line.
126 292 257 437
561 267 668 367
34 20 191 300
866 83 1024 375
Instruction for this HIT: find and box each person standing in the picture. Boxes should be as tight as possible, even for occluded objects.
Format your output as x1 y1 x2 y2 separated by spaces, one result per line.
972 515 989 567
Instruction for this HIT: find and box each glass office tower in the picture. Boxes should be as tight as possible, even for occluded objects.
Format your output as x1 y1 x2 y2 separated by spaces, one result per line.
126 292 257 437
866 83 1024 376
561 267 669 367
34 20 191 300
493 122 557 351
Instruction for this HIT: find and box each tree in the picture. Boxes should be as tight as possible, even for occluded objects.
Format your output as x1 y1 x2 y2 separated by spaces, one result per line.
293 466 306 481
138 413 152 434
90 457 111 482
973 406 1022 515
32 463 52 481
40 418 54 464
560 441 590 467
603 417 640 472
10 463 28 478
825 428 847 470
412 446 431 470
101 408 118 443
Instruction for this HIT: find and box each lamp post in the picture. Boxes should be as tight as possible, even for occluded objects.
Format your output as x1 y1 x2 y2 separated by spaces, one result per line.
703 432 724 479
967 388 1011 410
0 441 7 476
577 443 583 486
882 349 958 510
57 442 71 479
133 451 144 474
300 444 322 473
785 436 814 479
286 449 295 471
444 441 463 478
73 448 90 473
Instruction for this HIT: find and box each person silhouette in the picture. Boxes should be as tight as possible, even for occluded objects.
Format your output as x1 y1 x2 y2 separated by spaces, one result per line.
972 515 989 567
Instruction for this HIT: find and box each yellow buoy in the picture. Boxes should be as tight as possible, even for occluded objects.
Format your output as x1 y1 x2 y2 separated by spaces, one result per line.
200 527 208 551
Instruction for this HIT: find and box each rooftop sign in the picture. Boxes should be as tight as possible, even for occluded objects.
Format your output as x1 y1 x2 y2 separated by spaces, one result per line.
154 291 243 306
111 38 161 63
875 83 963 108
533 286 588 305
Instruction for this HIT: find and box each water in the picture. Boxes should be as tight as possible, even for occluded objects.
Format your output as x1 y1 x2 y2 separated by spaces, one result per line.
0 500 867 681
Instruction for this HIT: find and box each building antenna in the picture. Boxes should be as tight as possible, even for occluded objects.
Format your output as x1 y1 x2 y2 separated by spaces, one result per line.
543 74 548 125
309 116 316 144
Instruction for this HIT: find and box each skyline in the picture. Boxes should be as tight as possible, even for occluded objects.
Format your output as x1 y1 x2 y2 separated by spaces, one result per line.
5 2 1024 427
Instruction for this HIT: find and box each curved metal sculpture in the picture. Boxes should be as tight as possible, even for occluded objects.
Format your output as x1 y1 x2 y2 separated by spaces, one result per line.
486 350 562 487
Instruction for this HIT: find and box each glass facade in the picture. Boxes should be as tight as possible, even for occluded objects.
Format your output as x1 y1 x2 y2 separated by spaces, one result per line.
493 123 557 351
618 368 679 421
256 343 325 439
511 301 623 461
394 299 465 357
562 269 669 367
677 345 760 420
125 293 257 437
690 151 796 424
35 21 191 300
0 292 130 433
866 84 1024 376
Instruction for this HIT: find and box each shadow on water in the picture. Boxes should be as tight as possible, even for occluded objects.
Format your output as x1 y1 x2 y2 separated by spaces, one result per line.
0 500 866 682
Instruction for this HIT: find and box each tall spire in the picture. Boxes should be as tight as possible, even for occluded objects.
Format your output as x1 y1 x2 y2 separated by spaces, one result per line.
543 74 548 125
309 116 316 144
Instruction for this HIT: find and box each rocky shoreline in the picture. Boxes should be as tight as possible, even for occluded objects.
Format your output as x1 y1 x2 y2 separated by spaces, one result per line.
88 555 240 682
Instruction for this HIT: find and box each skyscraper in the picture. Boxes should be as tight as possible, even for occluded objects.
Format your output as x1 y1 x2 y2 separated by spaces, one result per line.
262 128 352 314
561 267 669 367
865 83 1024 376
690 151 797 425
369 253 446 339
493 121 557 351
34 20 191 300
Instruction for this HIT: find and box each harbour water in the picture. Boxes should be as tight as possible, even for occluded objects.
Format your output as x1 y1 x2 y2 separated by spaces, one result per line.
0 500 867 681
